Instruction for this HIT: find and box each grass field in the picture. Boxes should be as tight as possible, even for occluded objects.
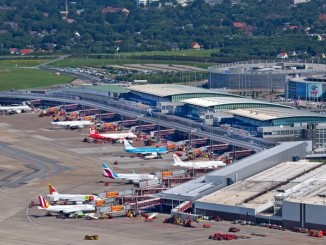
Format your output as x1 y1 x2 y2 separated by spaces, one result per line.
0 67 74 91
0 50 215 91
86 48 220 57
52 57 212 69
0 59 49 68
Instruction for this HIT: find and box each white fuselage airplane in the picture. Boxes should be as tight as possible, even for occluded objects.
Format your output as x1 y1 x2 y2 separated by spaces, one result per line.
102 163 158 184
47 184 100 204
88 127 137 143
0 104 32 113
37 196 95 214
172 154 226 169
50 116 94 129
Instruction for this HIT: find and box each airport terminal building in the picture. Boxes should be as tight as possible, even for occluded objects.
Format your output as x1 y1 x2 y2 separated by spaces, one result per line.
127 84 240 106
50 84 326 149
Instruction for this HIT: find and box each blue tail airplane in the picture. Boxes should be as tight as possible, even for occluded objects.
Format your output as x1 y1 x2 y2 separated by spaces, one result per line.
123 139 168 156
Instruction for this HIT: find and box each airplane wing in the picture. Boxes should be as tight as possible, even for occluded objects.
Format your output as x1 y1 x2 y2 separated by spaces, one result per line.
85 213 98 220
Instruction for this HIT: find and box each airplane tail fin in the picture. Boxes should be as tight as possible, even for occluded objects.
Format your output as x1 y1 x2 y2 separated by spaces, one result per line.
123 139 135 150
89 127 97 135
102 163 119 179
38 196 51 209
48 184 58 195
172 154 184 166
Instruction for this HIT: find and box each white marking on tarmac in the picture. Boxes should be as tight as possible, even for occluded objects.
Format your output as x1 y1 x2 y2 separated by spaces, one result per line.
0 123 11 127
31 135 53 141
25 208 36 226
54 137 86 141
151 236 209 244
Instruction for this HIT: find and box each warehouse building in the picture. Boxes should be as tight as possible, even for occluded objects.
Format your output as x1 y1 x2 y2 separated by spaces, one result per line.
283 197 326 230
195 160 322 219
158 141 307 205
193 157 326 230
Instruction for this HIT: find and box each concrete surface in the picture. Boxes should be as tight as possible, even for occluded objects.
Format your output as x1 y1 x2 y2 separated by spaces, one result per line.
0 113 325 244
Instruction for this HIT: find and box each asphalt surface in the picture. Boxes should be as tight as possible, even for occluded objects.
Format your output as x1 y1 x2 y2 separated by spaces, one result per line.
0 113 324 244
0 141 69 188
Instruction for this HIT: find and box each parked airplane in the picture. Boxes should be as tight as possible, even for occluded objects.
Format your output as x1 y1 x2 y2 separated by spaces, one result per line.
37 196 95 215
47 184 100 204
123 139 168 156
0 103 32 113
102 163 158 184
50 115 94 129
172 154 226 169
88 127 137 143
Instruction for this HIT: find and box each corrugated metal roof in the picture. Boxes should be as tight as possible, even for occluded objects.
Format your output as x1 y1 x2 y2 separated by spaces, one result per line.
159 142 306 201
182 97 291 108
128 84 239 97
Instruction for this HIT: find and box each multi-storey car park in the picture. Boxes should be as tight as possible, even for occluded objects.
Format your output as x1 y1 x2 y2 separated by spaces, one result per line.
208 61 326 92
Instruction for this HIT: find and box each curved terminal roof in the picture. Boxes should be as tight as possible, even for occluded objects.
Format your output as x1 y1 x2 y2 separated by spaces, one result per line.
230 107 326 122
128 84 240 98
182 97 292 109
